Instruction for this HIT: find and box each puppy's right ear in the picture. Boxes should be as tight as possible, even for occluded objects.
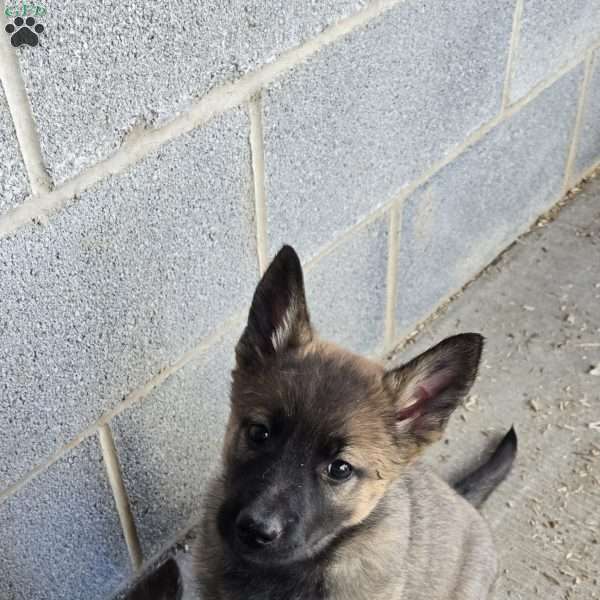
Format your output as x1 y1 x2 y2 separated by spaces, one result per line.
383 333 483 448
236 245 313 370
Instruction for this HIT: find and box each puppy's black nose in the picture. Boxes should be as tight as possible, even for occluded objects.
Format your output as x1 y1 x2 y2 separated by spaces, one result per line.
236 511 283 547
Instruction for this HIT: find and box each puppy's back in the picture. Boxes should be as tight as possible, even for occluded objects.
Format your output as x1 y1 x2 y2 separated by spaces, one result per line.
397 462 497 600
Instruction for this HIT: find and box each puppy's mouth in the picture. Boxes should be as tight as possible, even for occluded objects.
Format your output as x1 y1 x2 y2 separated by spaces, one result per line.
233 538 306 566
231 533 337 568
218 501 336 567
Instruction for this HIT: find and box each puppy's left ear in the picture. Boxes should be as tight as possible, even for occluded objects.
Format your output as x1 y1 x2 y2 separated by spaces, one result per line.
383 334 483 447
236 245 313 370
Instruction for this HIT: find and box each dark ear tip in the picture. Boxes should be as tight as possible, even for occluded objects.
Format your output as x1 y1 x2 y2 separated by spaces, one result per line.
455 332 484 353
458 332 485 344
274 244 301 266
436 333 483 374
441 333 484 353
268 245 303 283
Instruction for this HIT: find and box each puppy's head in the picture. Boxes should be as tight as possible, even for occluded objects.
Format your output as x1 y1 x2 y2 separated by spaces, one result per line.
217 246 482 567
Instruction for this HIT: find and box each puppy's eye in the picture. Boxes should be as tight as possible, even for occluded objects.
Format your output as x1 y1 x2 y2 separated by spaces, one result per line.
248 423 270 444
327 459 353 481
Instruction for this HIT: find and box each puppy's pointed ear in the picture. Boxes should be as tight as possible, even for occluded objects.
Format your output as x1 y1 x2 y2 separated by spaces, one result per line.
236 245 312 370
383 334 483 447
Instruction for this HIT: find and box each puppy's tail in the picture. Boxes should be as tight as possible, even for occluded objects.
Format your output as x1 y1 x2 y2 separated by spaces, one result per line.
454 427 517 508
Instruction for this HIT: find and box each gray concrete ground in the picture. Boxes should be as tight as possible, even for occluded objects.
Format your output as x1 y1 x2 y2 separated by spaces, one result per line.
393 173 600 599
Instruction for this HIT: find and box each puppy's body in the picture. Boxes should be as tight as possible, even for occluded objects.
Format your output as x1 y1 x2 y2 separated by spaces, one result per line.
328 466 496 600
197 463 496 600
187 245 515 600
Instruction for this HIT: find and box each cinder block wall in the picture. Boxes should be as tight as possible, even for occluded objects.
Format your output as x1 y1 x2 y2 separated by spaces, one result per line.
1 1 599 598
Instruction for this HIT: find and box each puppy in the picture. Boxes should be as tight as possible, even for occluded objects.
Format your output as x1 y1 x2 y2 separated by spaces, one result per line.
186 245 516 600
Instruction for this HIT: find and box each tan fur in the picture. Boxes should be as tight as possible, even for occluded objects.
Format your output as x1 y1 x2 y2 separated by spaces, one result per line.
325 465 497 600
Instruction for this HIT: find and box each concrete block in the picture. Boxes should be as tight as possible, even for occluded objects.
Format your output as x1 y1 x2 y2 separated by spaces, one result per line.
395 65 582 335
0 108 257 489
263 0 514 258
17 0 365 182
305 214 389 355
510 0 600 102
0 435 130 600
111 326 239 558
0 86 29 212
575 48 600 177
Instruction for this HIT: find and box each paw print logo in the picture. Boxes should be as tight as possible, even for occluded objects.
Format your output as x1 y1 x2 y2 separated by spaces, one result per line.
5 16 44 47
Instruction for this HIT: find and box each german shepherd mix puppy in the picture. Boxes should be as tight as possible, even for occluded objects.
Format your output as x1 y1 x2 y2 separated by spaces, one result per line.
172 245 514 600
